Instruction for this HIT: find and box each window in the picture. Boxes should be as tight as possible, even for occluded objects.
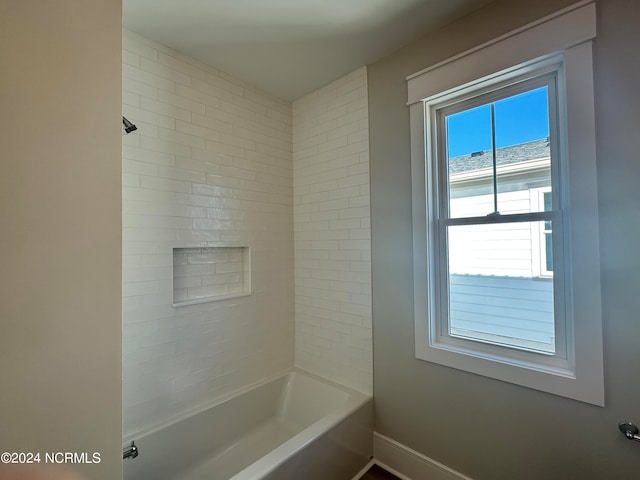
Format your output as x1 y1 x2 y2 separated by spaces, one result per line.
441 77 558 356
408 1 603 405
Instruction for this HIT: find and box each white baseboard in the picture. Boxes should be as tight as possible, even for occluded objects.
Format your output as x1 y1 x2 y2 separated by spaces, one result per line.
373 432 474 480
352 459 375 480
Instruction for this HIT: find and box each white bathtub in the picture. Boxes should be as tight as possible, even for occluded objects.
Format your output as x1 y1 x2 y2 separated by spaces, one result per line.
123 370 373 480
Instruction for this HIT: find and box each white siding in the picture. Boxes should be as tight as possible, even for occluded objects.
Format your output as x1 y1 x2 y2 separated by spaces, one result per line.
449 189 541 278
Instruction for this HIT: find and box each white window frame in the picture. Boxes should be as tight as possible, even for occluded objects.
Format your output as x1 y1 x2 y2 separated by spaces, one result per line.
408 1 604 406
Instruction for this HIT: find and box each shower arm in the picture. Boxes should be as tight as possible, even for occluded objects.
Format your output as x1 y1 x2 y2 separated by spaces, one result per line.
123 440 138 460
122 116 137 134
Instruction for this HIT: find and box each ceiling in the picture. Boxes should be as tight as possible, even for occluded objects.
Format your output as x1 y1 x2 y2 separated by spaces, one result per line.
123 0 495 101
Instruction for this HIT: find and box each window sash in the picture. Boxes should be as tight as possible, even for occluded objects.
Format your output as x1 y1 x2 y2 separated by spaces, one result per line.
435 73 560 222
440 211 558 227
427 70 569 364
436 220 568 359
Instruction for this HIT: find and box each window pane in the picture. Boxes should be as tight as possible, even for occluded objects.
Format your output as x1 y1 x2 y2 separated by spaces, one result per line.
446 104 494 218
544 233 553 271
447 222 555 354
446 86 552 219
495 87 551 214
543 191 552 229
446 104 492 159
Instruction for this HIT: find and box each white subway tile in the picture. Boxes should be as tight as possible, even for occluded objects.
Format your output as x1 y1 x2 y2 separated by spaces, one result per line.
123 173 140 187
124 159 160 177
158 127 206 150
174 157 220 175
159 90 205 115
141 136 190 157
205 73 245 97
124 64 175 92
140 97 190 122
157 52 207 82
123 91 141 107
122 146 175 166
206 174 244 190
123 77 159 100
190 113 232 135
122 31 160 58
348 195 371 208
190 77 233 103
123 131 141 147
218 132 256 151
140 216 193 230
292 67 371 393
141 58 192 87
140 175 192 193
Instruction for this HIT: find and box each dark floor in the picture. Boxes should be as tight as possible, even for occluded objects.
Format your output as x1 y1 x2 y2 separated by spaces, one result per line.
360 464 402 480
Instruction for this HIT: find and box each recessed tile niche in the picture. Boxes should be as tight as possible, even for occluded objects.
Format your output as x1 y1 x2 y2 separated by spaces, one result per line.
172 246 251 307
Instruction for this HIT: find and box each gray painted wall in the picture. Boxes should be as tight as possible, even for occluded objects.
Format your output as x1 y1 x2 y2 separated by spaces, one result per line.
0 1 122 479
368 0 640 478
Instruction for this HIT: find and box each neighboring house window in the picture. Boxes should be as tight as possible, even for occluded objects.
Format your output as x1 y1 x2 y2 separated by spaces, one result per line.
542 190 553 273
407 2 604 405
531 187 554 278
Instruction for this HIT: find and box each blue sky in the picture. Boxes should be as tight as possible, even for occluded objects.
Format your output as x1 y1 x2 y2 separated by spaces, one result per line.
446 86 550 158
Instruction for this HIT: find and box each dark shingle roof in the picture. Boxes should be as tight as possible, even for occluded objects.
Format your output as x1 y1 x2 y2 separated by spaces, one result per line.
448 138 550 175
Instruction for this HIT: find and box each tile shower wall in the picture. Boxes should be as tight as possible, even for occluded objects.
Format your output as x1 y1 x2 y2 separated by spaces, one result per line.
172 247 250 305
122 30 293 436
292 67 372 394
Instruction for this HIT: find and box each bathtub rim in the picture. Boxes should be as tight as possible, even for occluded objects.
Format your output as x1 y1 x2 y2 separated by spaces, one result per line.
122 368 371 445
123 368 290 444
